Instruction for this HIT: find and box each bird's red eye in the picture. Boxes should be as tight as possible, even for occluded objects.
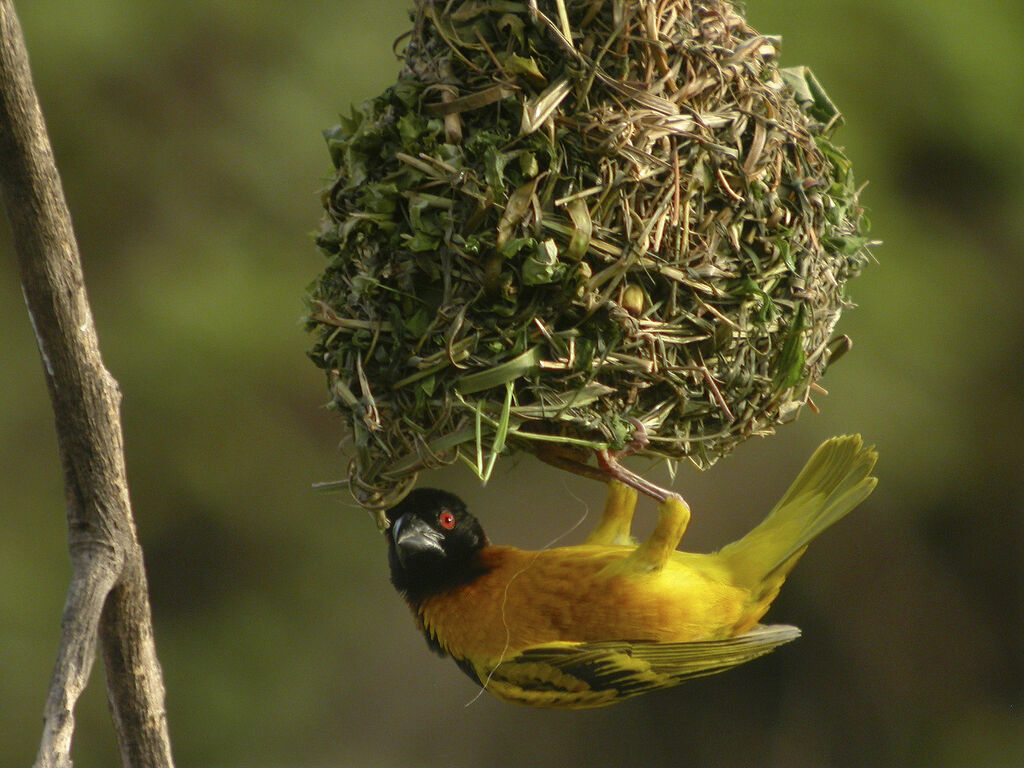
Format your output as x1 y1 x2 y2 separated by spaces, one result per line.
438 510 456 530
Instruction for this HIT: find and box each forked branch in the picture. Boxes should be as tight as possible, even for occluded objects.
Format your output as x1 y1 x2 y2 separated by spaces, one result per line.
0 2 174 766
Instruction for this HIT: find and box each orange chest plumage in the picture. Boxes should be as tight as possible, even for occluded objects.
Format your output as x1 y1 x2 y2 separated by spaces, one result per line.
415 544 748 662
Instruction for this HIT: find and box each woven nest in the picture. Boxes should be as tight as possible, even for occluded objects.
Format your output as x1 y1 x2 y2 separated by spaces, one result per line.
306 0 873 509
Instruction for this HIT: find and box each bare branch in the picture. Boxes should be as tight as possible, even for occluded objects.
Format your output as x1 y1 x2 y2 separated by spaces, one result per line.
0 1 175 765
37 558 121 767
100 554 175 767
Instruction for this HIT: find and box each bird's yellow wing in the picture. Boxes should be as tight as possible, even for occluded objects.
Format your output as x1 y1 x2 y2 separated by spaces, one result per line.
473 623 801 709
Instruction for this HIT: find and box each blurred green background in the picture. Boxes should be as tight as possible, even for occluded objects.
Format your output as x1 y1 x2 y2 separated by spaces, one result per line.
2 0 1021 766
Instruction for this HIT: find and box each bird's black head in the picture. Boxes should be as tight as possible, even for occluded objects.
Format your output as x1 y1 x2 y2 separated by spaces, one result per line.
384 488 489 605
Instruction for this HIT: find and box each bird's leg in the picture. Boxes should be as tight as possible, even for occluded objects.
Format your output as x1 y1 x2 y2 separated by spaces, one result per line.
585 480 638 546
533 444 611 485
533 418 681 504
622 493 691 572
596 418 677 504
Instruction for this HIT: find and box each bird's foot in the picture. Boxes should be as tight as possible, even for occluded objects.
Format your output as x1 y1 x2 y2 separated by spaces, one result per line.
596 418 679 504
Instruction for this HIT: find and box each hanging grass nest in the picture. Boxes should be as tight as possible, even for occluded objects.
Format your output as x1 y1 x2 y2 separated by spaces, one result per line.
306 0 873 509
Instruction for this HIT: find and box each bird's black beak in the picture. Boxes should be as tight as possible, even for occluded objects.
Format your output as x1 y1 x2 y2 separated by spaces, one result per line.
390 513 445 568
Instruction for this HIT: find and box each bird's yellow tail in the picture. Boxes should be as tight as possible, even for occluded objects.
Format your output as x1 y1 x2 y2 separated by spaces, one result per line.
718 435 878 626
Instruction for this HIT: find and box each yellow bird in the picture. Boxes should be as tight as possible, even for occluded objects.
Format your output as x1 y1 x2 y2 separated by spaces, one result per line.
385 435 878 708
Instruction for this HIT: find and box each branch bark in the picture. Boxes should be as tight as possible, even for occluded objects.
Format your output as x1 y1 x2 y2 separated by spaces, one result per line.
0 2 175 766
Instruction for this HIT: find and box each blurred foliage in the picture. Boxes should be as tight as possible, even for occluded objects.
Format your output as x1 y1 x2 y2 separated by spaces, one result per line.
1 1 1021 766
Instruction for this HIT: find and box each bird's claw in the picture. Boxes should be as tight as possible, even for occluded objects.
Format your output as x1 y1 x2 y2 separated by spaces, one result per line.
533 417 682 505
595 418 679 504
620 416 650 456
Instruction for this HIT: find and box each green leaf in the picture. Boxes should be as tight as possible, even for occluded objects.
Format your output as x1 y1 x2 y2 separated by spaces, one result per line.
503 53 546 86
521 238 565 285
495 13 526 47
780 66 843 131
357 182 399 214
773 305 807 391
824 234 872 255
485 146 511 192
397 112 425 144
563 198 592 261
500 236 534 258
457 347 543 394
406 231 441 252
392 80 422 108
518 150 538 178
409 197 445 236
419 374 437 397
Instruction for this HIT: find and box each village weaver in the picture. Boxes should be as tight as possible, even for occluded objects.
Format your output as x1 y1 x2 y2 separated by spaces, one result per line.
384 435 877 708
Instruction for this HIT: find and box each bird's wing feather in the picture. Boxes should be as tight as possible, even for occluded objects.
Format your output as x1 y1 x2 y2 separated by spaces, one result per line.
476 623 801 709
